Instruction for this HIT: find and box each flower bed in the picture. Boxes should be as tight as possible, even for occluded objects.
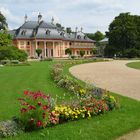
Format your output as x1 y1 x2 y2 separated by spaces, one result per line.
17 90 118 133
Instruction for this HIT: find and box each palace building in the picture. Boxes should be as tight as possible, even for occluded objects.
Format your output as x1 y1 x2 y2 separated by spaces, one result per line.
9 13 95 58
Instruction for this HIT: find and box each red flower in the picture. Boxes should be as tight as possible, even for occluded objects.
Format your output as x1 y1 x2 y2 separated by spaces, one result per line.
20 108 27 113
24 90 29 95
38 102 42 106
36 120 42 127
42 105 48 110
28 105 36 110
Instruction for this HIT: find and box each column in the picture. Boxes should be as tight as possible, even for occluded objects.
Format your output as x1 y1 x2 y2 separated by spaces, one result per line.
59 42 61 57
53 41 55 57
35 40 38 57
44 41 46 58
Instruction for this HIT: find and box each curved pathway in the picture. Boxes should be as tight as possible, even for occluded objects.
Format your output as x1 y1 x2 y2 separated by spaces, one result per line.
70 60 140 140
70 60 140 100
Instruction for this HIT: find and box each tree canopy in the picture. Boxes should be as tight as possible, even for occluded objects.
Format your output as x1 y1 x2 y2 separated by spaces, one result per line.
87 31 105 42
105 12 140 58
0 31 27 61
0 12 8 30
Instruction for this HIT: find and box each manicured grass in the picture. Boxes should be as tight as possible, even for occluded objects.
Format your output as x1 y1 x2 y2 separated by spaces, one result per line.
0 60 140 140
126 61 140 70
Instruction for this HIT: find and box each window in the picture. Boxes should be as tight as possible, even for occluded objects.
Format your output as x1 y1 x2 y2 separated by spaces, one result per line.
60 32 64 36
21 30 26 35
90 51 92 54
84 36 87 40
69 42 72 46
27 41 30 45
77 35 81 39
20 41 24 45
46 30 51 35
77 51 79 55
37 42 40 46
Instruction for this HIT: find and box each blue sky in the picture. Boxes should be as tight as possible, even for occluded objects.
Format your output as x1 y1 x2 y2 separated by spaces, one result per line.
0 0 140 33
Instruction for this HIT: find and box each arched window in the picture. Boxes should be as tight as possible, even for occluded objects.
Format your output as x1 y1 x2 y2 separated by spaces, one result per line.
46 30 51 35
84 36 87 40
77 35 81 39
60 32 64 36
21 30 26 35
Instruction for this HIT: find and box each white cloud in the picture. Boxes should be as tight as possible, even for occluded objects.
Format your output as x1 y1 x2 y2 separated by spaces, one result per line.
0 7 22 29
0 0 140 33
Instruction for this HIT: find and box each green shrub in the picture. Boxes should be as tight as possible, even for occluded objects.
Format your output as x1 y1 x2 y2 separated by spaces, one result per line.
71 55 75 59
80 51 85 57
41 58 53 61
123 48 140 58
0 46 27 61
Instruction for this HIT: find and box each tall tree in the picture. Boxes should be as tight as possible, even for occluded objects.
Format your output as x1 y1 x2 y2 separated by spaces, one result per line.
0 12 8 30
105 12 140 57
87 31 105 42
0 31 12 46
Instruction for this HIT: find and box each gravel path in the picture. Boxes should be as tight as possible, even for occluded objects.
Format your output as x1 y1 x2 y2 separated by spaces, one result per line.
70 60 140 100
69 60 140 140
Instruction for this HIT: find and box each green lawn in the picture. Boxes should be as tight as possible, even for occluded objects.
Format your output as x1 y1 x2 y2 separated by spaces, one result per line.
126 61 140 70
0 60 140 140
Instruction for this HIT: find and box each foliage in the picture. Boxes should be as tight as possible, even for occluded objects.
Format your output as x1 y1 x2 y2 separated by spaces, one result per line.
106 12 140 58
0 46 28 61
0 31 27 61
0 12 8 30
51 63 85 96
65 48 72 56
36 49 42 57
0 119 23 138
123 48 140 58
80 50 85 57
18 91 55 131
92 48 98 55
87 31 105 42
103 94 118 110
41 58 53 61
80 96 109 115
0 31 12 47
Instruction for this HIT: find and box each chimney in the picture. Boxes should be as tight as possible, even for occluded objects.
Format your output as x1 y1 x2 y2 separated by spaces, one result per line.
51 17 54 24
24 14 28 23
81 27 83 32
75 27 78 33
38 13 42 23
